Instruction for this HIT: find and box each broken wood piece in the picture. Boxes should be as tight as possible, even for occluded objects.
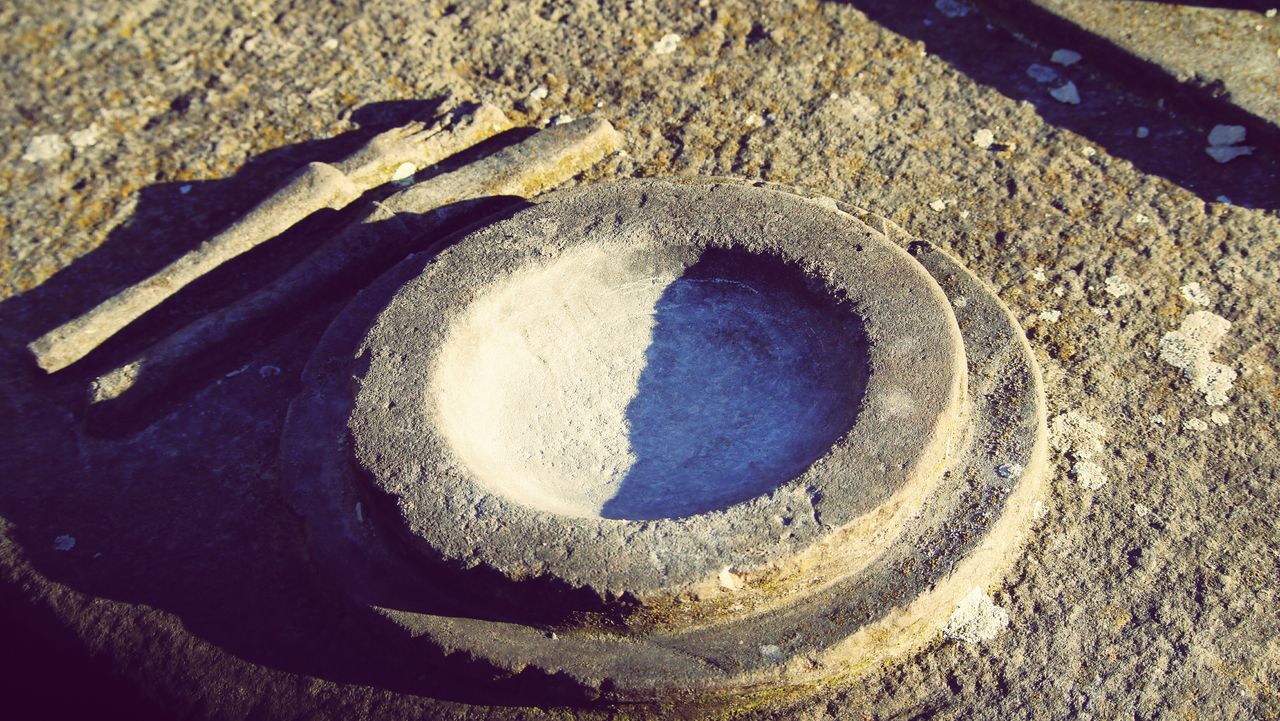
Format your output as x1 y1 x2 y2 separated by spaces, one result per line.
88 116 624 411
29 102 512 374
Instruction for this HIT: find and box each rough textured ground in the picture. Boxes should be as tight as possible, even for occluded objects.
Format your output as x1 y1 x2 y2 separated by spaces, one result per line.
1 1 1278 719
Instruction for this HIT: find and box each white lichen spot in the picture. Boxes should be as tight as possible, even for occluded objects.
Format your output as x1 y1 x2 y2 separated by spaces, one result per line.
759 644 786 664
529 86 549 100
1151 414 1166 426
1050 410 1107 460
1133 213 1150 225
1133 502 1149 518
1184 417 1209 433
23 134 68 162
1180 282 1210 307
744 113 765 128
929 198 948 212
69 124 100 149
1032 265 1047 282
953 295 969 308
1104 275 1133 297
1027 64 1057 83
1049 81 1080 105
944 587 1010 643
652 32 682 55
973 128 995 149
1210 410 1230 427
1159 311 1236 406
1038 309 1061 323
53 534 76 551
1081 146 1096 157
1051 48 1082 66
1073 460 1108 490
1031 500 1048 520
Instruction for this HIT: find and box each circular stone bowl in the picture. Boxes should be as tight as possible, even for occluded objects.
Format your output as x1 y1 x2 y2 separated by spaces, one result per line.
283 178 1047 702
345 179 966 613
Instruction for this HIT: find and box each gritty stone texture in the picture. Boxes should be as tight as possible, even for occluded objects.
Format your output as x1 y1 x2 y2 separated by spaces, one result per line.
1 1 1279 719
943 587 1011 643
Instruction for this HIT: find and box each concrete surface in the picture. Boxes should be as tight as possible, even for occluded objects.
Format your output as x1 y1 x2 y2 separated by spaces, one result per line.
1 0 1278 719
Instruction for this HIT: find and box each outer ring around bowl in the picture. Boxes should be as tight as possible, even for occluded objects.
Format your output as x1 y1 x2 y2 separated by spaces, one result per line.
345 179 967 605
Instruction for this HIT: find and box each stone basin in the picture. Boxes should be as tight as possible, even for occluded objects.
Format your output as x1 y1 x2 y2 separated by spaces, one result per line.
283 178 1047 702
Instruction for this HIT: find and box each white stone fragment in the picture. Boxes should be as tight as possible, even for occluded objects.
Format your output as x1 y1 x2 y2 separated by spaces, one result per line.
996 463 1023 479
1151 415 1166 426
718 566 744 591
1032 266 1047 282
1184 417 1209 432
1074 461 1108 490
652 33 681 55
934 0 972 18
53 534 76 551
1206 146 1254 163
1051 48 1082 66
529 86 549 100
1180 282 1210 307
1159 311 1236 406
390 162 416 186
69 125 100 149
1208 125 1247 146
22 133 68 162
1027 64 1057 83
1136 126 1150 139
929 199 947 212
1050 82 1081 104
322 37 339 51
1038 309 1061 323
944 587 1010 643
973 128 995 149
551 114 575 126
1104 275 1133 297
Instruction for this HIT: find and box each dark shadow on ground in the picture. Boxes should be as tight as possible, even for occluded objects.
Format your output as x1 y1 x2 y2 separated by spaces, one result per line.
835 0 1278 210
0 97 583 712
602 248 871 520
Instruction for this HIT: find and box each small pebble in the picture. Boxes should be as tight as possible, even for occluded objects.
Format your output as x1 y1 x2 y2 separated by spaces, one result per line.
1208 125 1246 147
551 114 574 126
973 128 995 149
529 86 549 101
1038 309 1061 323
1051 48 1082 66
1049 81 1080 104
1206 146 1254 163
1026 64 1057 83
390 162 416 186
652 32 681 55
996 463 1023 479
322 37 339 51
929 199 947 212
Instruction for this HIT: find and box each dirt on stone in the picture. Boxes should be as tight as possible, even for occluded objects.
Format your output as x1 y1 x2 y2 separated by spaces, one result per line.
1 1 1278 720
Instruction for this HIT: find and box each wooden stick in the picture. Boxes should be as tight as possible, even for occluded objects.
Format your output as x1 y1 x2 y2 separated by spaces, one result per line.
88 117 624 409
29 102 512 373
